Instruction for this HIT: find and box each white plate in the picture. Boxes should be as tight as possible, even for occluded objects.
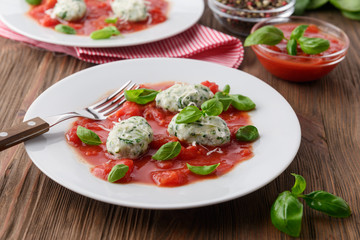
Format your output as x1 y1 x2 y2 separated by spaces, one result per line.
24 58 301 209
0 0 204 47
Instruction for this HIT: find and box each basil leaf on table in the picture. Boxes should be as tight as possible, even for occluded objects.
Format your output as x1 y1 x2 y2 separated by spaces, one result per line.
176 106 203 124
76 126 102 145
108 164 129 182
125 88 159 104
290 25 308 40
302 191 351 217
291 173 306 196
90 26 121 40
105 17 118 24
298 37 330 54
231 94 256 111
152 142 181 161
215 92 232 111
26 0 41 5
55 24 76 35
244 26 284 46
201 99 223 116
294 0 310 15
186 163 220 175
271 191 303 238
235 125 259 142
286 39 298 56
329 0 360 12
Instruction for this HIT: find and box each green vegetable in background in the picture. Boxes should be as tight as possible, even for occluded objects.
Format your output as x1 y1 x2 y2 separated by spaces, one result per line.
271 174 351 237
295 0 360 20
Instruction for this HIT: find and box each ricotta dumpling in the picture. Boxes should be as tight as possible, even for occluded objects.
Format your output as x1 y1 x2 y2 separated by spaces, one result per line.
168 115 231 146
106 116 153 159
111 0 148 22
156 83 214 112
53 0 87 22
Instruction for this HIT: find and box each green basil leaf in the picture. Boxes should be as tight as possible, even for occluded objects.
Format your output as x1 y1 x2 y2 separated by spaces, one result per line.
290 25 308 40
215 92 232 111
286 39 298 56
201 99 223 116
231 94 256 111
90 26 121 40
186 163 220 175
26 0 41 5
235 125 259 142
108 164 129 182
244 26 284 46
341 10 360 20
291 173 307 196
55 24 76 35
125 88 159 104
223 84 230 95
294 0 310 15
105 17 118 24
176 106 203 124
329 0 360 12
306 0 328 9
302 191 351 218
271 191 303 237
76 126 102 145
298 37 330 54
152 141 181 161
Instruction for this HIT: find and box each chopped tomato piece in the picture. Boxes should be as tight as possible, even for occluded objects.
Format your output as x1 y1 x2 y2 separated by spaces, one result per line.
109 101 144 121
201 81 219 94
151 169 188 187
150 134 178 149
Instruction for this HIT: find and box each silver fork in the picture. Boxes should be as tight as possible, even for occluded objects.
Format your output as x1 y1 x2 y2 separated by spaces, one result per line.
0 80 138 151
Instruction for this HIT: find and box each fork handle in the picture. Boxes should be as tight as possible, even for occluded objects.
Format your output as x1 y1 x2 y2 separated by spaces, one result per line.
0 117 50 151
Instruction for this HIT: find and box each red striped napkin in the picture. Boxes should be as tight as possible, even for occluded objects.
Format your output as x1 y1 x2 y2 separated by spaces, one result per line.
0 21 244 68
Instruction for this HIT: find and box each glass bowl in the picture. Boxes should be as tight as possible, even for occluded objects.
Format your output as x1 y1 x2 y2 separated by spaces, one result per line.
250 16 350 82
208 0 295 36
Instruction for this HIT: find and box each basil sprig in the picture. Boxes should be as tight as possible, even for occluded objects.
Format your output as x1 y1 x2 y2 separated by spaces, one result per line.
186 163 220 175
215 85 256 111
90 26 121 40
175 99 223 124
244 24 330 55
108 164 129 182
76 126 102 145
125 88 159 105
235 125 259 142
271 173 351 237
152 141 181 161
55 24 76 35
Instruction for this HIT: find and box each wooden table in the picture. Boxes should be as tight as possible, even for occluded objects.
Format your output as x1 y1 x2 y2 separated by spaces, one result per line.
1 3 359 239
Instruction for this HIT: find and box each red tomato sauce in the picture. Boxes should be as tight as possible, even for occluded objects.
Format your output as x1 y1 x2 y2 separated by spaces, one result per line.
28 0 168 35
252 23 346 82
65 81 254 187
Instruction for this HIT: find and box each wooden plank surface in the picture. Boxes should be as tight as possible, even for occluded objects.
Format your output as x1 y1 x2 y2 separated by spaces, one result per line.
1 3 359 240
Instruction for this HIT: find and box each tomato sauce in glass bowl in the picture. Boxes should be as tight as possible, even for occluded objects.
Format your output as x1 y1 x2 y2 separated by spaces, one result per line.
250 16 349 82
